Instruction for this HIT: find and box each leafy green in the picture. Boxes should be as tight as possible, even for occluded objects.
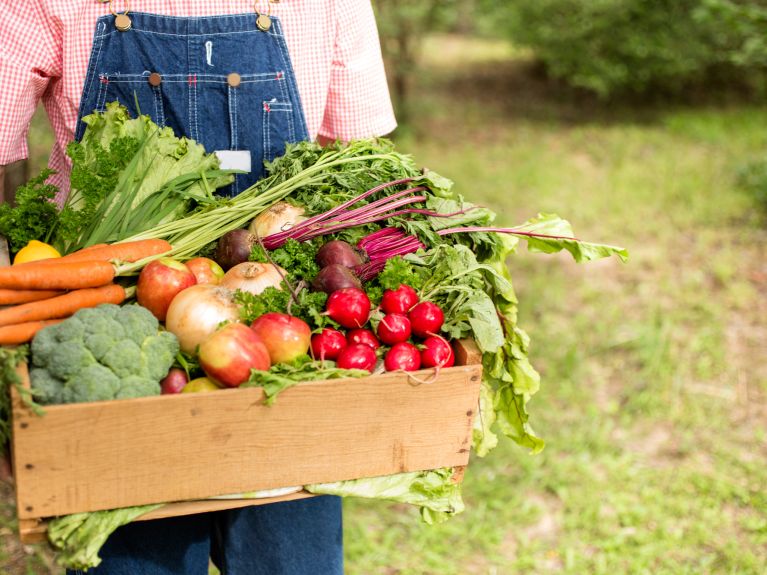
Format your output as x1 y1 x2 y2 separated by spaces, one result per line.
48 504 161 571
0 169 60 253
250 238 321 283
508 213 630 262
53 102 232 253
364 255 428 303
0 345 44 456
306 467 464 524
242 355 368 404
234 286 329 328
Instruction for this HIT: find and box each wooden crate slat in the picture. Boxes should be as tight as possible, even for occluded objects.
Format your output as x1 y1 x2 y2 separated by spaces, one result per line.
13 363 481 519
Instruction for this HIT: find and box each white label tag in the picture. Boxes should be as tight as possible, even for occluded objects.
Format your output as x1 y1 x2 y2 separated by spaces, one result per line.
215 150 252 173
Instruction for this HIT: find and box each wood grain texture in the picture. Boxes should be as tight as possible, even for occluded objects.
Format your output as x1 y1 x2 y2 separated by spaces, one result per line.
12 360 481 519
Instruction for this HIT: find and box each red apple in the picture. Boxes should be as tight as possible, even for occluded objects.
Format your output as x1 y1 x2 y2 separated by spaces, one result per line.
198 323 271 388
250 312 311 364
137 257 197 321
160 367 189 394
185 257 225 285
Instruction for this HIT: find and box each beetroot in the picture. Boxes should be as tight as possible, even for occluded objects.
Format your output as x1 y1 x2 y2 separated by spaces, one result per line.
311 264 362 293
316 240 364 269
326 288 371 328
380 284 418 315
408 301 444 338
215 229 256 270
337 343 377 372
420 336 455 368
346 329 381 350
384 342 421 372
310 328 347 361
376 313 411 345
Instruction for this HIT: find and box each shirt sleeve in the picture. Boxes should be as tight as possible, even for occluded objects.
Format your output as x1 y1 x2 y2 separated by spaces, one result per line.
318 0 397 141
0 0 62 164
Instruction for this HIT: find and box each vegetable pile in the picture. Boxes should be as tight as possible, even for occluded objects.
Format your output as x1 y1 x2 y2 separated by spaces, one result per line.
0 104 628 571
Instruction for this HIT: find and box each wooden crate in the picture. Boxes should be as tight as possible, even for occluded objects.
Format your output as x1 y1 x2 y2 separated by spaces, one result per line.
10 340 482 543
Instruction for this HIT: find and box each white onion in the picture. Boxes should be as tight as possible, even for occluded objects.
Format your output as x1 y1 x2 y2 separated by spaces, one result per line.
165 285 241 355
220 262 286 295
248 202 306 238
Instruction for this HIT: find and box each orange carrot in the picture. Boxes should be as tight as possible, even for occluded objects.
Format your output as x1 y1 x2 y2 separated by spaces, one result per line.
0 284 125 327
0 319 65 344
61 239 172 263
0 289 66 306
0 260 115 290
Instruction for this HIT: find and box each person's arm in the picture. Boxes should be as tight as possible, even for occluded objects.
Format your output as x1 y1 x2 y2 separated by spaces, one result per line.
0 0 61 171
318 0 397 142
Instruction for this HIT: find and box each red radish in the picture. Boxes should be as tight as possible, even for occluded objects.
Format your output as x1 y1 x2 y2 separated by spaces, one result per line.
337 343 377 372
384 342 421 372
380 284 418 314
311 328 347 361
160 368 189 394
346 328 380 350
326 288 371 328
420 336 455 368
376 313 411 345
408 301 444 338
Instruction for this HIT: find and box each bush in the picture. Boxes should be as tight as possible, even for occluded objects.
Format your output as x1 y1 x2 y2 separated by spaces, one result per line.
493 0 767 97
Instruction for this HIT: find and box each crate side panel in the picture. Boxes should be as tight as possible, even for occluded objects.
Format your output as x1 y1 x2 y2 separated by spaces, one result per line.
13 365 481 518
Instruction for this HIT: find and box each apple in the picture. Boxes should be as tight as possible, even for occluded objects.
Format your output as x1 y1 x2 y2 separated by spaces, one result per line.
185 257 225 285
160 367 189 394
249 312 311 364
198 323 271 388
137 257 197 321
182 376 223 393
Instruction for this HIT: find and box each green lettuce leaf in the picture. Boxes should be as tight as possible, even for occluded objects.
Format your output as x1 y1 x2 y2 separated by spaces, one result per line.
306 467 464 524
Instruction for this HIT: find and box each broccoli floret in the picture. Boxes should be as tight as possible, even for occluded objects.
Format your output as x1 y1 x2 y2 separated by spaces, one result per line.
61 364 121 404
28 304 181 405
47 341 97 380
101 340 143 379
115 376 161 399
29 367 65 404
118 305 159 346
141 331 180 382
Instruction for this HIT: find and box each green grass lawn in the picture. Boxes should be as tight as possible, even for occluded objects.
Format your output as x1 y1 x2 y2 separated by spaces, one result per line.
3 34 766 575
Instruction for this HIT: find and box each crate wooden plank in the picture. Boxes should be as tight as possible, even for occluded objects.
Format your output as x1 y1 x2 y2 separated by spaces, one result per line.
12 362 481 519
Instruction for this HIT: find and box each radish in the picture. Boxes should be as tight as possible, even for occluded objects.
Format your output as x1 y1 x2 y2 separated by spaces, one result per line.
420 336 455 368
408 301 444 338
384 342 421 372
376 313 411 345
346 328 381 350
311 328 347 361
326 288 371 328
337 343 377 372
380 284 418 314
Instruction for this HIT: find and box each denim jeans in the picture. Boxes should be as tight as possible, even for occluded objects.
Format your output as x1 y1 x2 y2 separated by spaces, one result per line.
67 496 343 575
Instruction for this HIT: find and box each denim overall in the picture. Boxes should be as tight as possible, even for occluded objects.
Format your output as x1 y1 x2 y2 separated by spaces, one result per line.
68 12 341 575
75 12 309 195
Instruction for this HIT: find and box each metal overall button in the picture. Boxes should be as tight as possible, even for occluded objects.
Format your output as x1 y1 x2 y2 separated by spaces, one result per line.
227 73 242 88
148 73 162 87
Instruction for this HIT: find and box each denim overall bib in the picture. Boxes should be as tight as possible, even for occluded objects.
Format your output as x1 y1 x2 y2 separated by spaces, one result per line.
75 12 309 195
67 11 341 575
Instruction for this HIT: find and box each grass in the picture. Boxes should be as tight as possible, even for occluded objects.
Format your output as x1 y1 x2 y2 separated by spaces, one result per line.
3 34 767 574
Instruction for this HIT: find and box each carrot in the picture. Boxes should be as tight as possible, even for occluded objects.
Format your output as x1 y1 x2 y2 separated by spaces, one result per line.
0 260 115 290
61 239 172 263
0 289 66 306
0 319 65 345
0 284 125 327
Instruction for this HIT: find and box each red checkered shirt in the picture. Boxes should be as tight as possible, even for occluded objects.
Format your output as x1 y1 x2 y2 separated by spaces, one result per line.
0 0 397 200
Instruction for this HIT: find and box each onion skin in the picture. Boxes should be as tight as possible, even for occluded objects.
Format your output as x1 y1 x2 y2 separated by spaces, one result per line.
316 240 364 269
311 264 362 293
165 285 241 355
221 262 286 295
215 229 256 270
250 202 306 238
